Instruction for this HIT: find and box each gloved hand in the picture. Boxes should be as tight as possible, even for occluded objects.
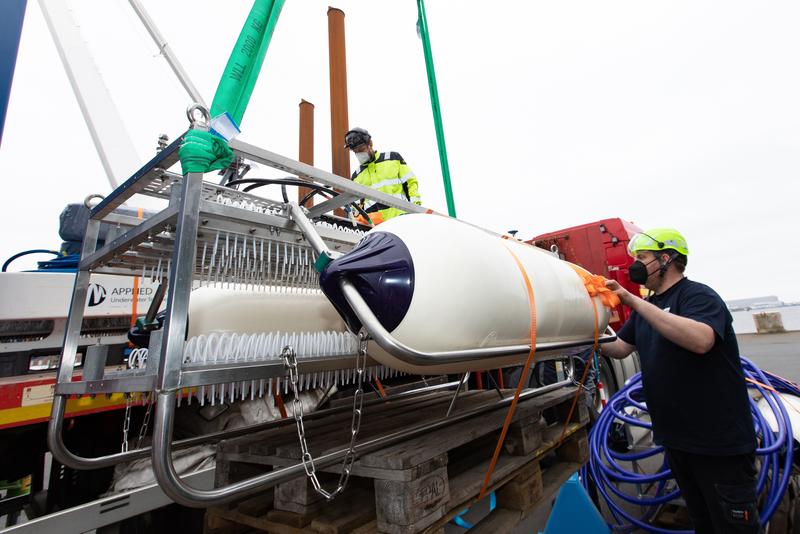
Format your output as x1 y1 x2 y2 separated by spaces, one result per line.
179 130 234 175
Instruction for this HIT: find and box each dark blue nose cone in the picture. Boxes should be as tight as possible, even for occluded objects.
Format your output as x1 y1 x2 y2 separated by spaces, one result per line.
319 232 414 334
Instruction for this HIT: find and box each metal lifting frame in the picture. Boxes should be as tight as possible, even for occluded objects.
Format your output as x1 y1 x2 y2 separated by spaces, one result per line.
48 135 615 507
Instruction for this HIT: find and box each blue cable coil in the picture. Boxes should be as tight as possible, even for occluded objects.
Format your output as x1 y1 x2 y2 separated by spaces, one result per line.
1 249 61 272
581 357 798 533
1 249 80 272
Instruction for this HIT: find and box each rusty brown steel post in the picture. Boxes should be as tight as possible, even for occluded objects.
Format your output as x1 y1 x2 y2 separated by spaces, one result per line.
298 99 315 205
328 6 349 216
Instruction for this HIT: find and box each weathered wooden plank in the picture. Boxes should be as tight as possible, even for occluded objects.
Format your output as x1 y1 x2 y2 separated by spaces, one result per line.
554 395 590 425
351 519 379 533
275 473 327 507
238 492 274 517
361 388 576 470
467 507 523 534
421 422 588 532
209 506 306 533
310 504 376 534
204 508 249 533
555 429 589 464
374 455 449 531
446 453 537 507
495 460 543 513
265 453 447 482
303 484 377 533
274 391 503 460
211 386 590 534
503 414 545 455
536 423 585 458
266 508 313 529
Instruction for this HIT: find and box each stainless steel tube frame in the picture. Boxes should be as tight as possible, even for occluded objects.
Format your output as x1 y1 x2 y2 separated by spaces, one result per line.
156 172 203 392
48 172 203 470
339 278 617 366
48 219 104 469
151 378 573 507
48 378 461 471
286 201 333 260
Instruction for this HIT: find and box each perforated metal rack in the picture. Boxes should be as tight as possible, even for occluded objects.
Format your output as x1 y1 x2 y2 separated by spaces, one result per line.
47 133 425 471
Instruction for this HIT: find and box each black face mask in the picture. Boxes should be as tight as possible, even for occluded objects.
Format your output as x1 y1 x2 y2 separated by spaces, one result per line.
629 258 659 285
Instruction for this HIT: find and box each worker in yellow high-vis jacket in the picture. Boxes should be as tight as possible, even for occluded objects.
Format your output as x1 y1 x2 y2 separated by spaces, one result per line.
344 127 422 225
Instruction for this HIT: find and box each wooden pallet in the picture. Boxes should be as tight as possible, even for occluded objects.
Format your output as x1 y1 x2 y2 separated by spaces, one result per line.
205 385 589 534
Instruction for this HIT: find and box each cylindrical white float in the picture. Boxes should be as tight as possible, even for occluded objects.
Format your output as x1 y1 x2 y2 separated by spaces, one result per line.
187 287 346 338
320 213 610 373
180 214 611 376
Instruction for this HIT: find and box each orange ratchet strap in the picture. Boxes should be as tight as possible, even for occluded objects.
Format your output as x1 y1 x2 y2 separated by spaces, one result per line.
478 243 538 499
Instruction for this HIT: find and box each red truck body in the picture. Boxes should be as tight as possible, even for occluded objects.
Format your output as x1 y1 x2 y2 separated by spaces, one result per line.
528 217 643 331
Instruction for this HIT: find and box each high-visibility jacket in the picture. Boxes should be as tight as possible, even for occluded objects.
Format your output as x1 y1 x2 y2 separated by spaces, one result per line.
351 150 421 224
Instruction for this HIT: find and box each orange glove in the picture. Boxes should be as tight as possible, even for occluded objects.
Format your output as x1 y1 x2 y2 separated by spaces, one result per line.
355 212 384 226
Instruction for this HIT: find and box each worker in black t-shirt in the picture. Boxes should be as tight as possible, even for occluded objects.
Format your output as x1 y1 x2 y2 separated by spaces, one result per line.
601 228 759 534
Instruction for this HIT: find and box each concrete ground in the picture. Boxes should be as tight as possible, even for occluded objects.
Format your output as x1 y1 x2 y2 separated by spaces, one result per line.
737 331 800 383
445 332 799 533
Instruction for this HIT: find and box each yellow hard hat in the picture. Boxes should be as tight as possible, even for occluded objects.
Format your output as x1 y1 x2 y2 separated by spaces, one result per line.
628 228 689 257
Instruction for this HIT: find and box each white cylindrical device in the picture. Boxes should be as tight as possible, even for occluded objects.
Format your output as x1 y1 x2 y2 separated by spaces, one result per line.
187 287 346 338
320 213 610 373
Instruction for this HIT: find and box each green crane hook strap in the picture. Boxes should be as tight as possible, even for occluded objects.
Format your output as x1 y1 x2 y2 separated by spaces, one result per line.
416 0 456 218
179 130 234 175
210 0 285 128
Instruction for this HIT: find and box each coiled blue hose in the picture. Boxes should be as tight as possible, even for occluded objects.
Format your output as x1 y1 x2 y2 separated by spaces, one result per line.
1 249 79 272
1 249 60 271
581 357 797 533
35 253 79 271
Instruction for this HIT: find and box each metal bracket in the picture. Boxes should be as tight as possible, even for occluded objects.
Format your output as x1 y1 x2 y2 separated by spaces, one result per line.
446 372 470 417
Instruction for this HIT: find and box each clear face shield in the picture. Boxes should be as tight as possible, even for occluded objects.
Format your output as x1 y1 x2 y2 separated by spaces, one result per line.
628 234 659 258
627 233 663 257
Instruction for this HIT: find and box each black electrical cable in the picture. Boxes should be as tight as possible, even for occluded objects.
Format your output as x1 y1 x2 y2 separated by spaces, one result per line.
299 190 337 209
231 178 374 225
226 177 329 192
299 189 327 207
298 189 373 222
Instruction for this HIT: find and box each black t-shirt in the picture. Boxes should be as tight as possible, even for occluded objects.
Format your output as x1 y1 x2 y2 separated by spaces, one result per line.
617 277 756 455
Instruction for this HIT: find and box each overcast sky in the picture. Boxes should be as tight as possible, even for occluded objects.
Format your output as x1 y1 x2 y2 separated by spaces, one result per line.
1 1 798 301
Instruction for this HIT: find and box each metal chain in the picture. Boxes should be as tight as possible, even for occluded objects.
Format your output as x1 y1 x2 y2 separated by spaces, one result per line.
121 394 132 453
136 391 155 449
282 331 368 500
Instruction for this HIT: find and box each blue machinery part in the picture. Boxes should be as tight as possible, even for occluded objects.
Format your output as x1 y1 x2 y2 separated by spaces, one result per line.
582 357 796 533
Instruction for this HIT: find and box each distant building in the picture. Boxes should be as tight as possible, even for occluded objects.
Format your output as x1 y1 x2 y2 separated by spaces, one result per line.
726 296 800 334
727 296 781 311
